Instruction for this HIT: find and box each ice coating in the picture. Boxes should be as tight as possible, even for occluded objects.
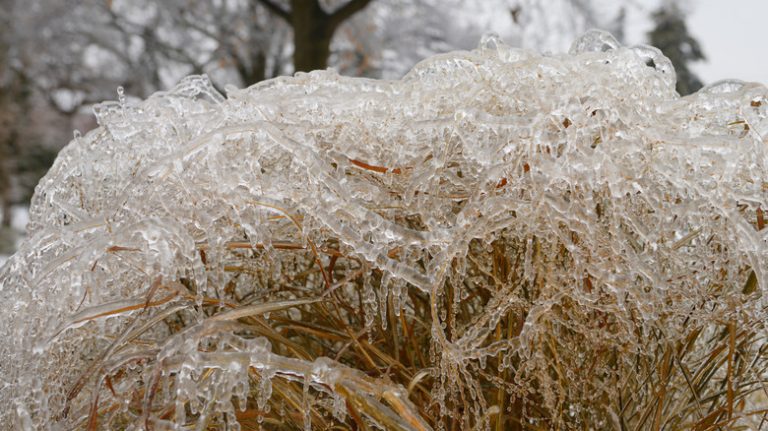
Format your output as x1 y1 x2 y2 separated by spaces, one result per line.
2 30 768 429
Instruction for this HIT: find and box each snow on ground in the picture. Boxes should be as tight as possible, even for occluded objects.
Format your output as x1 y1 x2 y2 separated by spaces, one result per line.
0 205 30 269
11 205 29 233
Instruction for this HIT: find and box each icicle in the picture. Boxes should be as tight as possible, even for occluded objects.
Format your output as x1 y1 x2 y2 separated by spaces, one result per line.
116 86 126 107
303 373 311 431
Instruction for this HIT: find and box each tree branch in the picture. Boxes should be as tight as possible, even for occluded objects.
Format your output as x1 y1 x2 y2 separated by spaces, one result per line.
255 0 291 22
329 0 373 29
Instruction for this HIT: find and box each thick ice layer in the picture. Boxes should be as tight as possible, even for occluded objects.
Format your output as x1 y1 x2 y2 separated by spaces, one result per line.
2 30 768 429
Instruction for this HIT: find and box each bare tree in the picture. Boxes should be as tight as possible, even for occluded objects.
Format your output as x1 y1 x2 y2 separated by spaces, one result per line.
334 0 478 78
0 0 72 230
9 0 378 120
0 0 23 227
16 0 292 114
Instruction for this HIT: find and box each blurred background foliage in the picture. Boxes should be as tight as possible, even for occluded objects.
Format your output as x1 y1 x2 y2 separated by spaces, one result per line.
0 0 703 256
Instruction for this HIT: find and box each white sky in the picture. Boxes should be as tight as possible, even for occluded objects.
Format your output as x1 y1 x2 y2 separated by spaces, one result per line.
474 0 768 88
622 0 768 86
687 0 768 85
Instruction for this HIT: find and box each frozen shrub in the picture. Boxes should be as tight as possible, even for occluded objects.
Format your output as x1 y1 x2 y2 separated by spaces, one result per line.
2 30 768 430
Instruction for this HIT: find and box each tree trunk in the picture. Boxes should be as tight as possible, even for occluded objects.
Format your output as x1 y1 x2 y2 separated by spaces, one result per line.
0 198 10 228
0 145 13 227
290 0 335 72
257 0 373 73
0 155 11 228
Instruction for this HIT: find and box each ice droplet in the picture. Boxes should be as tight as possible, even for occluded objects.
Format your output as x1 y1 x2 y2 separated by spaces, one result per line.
116 85 126 106
569 29 619 54
479 32 502 51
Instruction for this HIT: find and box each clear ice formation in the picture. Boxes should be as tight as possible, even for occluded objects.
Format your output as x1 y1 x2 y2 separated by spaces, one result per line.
2 30 768 429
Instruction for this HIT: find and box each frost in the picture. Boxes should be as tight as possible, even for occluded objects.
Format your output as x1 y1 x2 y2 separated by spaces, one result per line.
2 30 768 429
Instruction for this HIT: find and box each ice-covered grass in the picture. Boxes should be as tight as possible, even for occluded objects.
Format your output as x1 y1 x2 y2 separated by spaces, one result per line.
2 31 768 430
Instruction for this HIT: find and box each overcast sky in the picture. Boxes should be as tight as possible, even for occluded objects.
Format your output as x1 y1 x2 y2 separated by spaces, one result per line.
687 0 768 85
474 0 767 87
623 0 768 86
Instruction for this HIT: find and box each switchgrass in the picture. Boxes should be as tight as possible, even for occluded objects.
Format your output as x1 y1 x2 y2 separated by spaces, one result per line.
56 219 768 430
10 44 768 429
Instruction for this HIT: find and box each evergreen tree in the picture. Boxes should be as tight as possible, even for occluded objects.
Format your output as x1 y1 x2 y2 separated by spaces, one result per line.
648 3 706 95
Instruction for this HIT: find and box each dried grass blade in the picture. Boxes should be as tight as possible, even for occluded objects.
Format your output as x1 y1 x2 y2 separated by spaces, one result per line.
209 298 321 322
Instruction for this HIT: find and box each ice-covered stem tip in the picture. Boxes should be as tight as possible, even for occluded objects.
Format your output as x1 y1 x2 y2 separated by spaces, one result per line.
2 29 768 429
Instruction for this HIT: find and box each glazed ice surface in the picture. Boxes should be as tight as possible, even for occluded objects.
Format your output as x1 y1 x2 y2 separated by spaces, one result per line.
3 31 768 429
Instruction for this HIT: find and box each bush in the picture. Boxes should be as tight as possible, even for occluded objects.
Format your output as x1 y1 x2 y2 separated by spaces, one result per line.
2 31 768 430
